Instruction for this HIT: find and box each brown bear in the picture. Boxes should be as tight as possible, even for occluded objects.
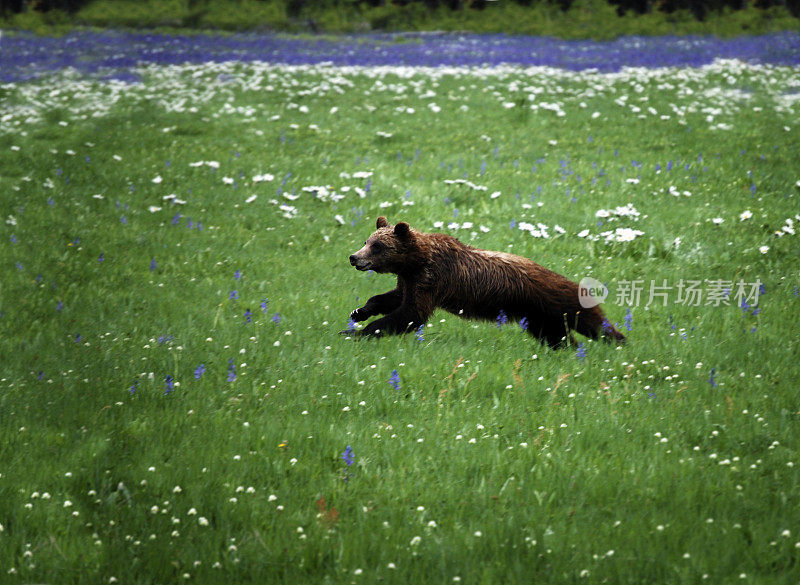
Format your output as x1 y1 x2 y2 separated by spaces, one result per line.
345 217 625 348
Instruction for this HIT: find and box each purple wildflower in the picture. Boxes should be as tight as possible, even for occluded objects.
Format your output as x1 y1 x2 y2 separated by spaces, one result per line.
576 342 586 361
519 317 529 331
229 290 238 300
244 308 252 323
708 368 717 388
272 313 281 324
496 309 508 328
624 308 633 332
164 375 174 395
150 258 157 271
341 445 354 466
388 369 401 391
260 298 269 312
415 324 425 342
227 359 236 382
194 364 205 379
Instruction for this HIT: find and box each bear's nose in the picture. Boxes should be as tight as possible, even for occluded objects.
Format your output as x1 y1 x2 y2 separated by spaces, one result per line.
349 255 357 265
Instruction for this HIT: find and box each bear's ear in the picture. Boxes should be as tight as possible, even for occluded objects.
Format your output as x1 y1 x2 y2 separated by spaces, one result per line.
394 222 411 238
376 216 389 229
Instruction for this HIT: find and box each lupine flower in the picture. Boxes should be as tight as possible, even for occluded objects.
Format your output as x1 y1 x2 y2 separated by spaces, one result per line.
234 270 242 279
341 446 354 466
624 308 633 332
244 309 252 323
74 333 82 343
164 375 174 395
260 298 269 312
272 313 281 324
129 379 138 395
388 369 401 391
519 317 529 331
415 324 425 342
98 253 104 263
229 290 238 300
227 359 236 382
150 258 157 271
171 213 181 226
740 298 750 312
576 342 586 361
708 368 717 388
496 310 508 328
194 364 205 379
56 301 63 312
345 318 357 333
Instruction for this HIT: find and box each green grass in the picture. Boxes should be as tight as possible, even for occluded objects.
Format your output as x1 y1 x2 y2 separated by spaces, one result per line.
3 0 799 38
1 59 799 584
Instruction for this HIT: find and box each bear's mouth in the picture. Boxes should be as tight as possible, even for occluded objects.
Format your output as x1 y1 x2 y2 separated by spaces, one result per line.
350 257 372 271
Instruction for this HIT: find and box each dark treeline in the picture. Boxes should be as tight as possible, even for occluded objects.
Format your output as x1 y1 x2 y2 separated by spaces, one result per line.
2 0 799 20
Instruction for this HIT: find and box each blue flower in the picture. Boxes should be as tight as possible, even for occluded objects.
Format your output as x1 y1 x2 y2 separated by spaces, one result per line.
624 308 633 332
229 290 239 300
415 324 425 342
272 313 281 324
496 310 508 328
164 375 174 395
388 369 401 391
194 364 205 379
234 269 242 280
150 258 157 271
260 298 269 312
708 368 717 388
227 359 236 382
244 309 252 323
129 379 139 395
576 342 586 361
341 445 354 466
345 318 357 333
519 317 529 331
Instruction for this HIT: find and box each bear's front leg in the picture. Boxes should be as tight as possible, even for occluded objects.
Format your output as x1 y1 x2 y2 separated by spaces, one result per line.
357 304 431 337
349 288 402 322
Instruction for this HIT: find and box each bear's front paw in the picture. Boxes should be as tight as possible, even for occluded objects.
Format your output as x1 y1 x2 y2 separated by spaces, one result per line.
349 308 370 322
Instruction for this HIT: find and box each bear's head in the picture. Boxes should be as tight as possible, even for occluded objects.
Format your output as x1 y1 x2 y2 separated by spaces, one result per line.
349 216 414 274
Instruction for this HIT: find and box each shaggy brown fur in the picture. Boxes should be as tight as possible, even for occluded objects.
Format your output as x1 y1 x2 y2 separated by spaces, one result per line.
346 217 625 348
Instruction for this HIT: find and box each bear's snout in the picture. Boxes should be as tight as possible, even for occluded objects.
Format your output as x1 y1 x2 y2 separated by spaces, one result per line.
349 255 358 266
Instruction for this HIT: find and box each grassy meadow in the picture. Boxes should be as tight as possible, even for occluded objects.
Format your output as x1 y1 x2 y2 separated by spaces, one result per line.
1 44 800 584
